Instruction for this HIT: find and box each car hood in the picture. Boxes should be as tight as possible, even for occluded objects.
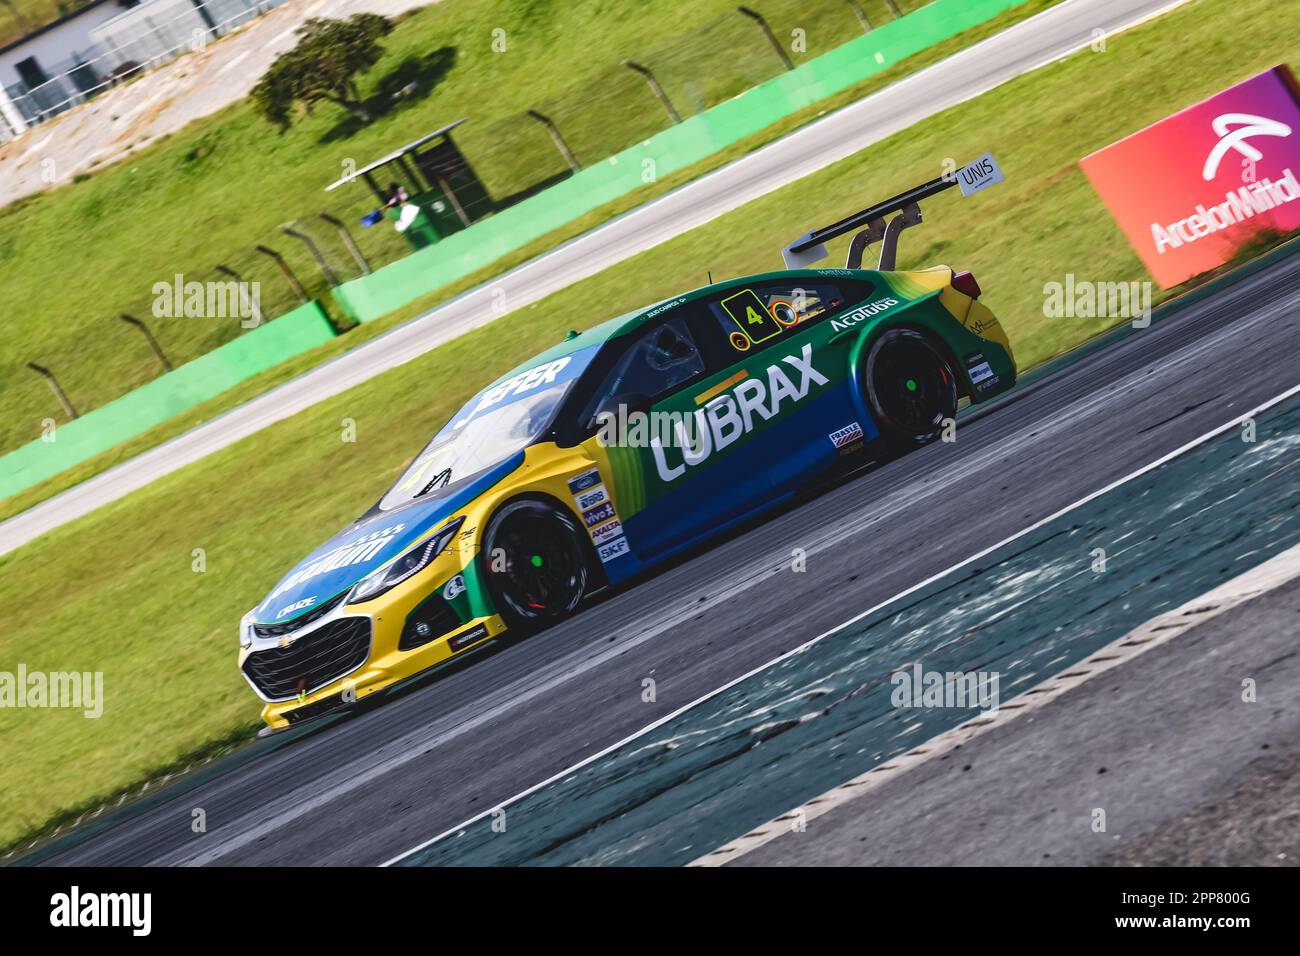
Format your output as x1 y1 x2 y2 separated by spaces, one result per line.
251 452 524 624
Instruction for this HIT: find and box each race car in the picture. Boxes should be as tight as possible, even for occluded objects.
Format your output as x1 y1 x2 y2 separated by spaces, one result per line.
239 167 1017 731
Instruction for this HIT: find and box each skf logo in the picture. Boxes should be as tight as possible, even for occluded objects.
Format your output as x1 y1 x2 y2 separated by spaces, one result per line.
1202 112 1291 180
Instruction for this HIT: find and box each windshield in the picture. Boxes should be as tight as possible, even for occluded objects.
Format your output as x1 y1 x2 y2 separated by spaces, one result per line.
378 346 597 511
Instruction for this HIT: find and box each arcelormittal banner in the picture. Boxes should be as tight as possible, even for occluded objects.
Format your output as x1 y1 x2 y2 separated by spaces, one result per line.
1081 66 1300 288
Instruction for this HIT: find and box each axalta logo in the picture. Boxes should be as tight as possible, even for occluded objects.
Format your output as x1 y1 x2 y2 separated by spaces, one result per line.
1202 113 1292 181
829 297 898 331
651 343 827 481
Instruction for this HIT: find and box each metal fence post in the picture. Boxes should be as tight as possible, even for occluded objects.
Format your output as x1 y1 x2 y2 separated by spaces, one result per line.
26 362 78 419
846 1 872 32
118 313 173 372
526 110 581 172
281 226 341 287
215 263 264 325
319 213 372 275
625 61 681 124
254 244 310 304
737 6 794 71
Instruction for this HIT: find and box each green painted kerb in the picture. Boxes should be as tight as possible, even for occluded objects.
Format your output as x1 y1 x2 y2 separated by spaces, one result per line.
331 0 1028 323
0 301 337 502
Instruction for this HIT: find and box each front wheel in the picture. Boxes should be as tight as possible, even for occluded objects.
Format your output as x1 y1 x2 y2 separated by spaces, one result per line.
482 499 590 632
863 328 958 450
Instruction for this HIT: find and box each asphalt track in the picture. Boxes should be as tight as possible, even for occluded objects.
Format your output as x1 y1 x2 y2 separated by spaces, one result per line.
734 567 1300 866
25 247 1300 867
0 0 1183 558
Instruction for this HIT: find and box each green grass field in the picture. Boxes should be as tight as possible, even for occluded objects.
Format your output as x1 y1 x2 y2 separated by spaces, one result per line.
0 0 1058 522
0 0 1289 852
0 0 931 460
0 0 86 49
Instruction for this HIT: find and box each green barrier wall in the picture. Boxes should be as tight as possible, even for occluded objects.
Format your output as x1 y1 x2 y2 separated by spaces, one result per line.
1 0 1025 505
331 0 1027 322
0 301 336 501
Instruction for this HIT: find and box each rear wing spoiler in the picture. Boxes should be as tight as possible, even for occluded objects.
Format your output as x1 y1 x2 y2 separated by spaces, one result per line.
781 153 1003 271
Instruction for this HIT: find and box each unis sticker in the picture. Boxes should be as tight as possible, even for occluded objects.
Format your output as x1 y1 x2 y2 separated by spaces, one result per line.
582 500 617 528
597 536 631 563
448 623 490 652
590 519 624 546
828 422 864 449
567 468 601 494
574 484 609 512
721 289 783 346
442 575 466 601
955 152 1004 198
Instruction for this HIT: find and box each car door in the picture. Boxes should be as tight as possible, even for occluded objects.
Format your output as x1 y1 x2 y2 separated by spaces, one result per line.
685 278 872 497
577 315 774 559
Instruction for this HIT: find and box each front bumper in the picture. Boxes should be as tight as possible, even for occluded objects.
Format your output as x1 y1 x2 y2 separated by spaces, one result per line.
241 552 505 730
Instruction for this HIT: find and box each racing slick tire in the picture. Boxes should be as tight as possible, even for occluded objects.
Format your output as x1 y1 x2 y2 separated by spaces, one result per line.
482 498 591 632
863 328 959 451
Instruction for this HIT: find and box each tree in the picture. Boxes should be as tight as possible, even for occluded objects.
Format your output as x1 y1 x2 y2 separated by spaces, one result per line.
252 14 395 130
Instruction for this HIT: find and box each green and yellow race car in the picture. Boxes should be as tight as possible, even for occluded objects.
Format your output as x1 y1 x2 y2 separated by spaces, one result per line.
240 166 1016 731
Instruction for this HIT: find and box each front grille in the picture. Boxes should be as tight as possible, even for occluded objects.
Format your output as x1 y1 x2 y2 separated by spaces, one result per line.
243 617 371 700
398 595 462 651
252 591 348 639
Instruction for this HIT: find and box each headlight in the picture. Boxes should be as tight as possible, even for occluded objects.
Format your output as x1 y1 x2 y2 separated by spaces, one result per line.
348 517 464 604
238 612 254 650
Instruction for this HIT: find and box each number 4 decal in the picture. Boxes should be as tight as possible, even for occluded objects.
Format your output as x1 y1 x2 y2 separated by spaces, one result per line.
722 289 782 346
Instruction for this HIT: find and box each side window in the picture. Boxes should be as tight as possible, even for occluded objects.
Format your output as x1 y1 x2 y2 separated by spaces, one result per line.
580 317 705 425
691 281 864 367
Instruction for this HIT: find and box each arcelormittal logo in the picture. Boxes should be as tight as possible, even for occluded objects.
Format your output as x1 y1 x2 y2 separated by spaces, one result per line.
1202 113 1292 180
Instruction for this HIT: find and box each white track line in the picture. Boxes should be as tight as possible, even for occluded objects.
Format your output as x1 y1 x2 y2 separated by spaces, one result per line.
381 378 1300 866
692 532 1300 865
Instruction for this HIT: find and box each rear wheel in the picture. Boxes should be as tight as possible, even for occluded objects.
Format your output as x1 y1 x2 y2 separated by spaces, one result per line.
483 499 589 631
864 328 958 449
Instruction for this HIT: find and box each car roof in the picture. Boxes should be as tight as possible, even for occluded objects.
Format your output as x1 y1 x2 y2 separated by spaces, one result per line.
486 268 872 388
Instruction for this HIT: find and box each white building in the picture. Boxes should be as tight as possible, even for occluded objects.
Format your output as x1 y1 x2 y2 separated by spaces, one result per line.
0 0 280 139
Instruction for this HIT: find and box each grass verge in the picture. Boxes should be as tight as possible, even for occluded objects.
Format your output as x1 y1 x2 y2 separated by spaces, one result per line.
1 0 1288 852
0 0 937 457
0 0 1061 522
